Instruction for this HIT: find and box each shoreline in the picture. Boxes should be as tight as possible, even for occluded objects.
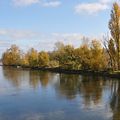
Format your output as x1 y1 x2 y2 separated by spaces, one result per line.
1 65 120 79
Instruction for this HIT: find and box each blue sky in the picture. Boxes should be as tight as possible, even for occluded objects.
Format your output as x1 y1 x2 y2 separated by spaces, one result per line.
0 0 115 56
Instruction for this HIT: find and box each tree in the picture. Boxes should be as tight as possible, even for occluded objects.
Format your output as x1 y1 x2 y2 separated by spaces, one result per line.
77 44 91 70
20 53 29 66
90 40 107 71
109 2 120 70
27 48 38 67
55 44 77 69
38 51 49 67
2 45 21 66
54 41 64 51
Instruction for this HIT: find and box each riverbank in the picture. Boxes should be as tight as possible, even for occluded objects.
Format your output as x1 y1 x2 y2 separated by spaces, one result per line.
1 65 120 79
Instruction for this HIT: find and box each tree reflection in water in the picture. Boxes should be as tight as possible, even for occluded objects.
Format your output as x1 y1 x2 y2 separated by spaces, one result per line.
2 66 120 120
29 71 56 88
56 74 81 99
29 71 40 89
2 66 25 88
110 80 120 120
57 74 104 105
79 76 103 106
2 66 56 89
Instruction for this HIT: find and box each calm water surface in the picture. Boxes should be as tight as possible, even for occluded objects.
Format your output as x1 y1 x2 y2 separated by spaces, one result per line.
0 66 120 120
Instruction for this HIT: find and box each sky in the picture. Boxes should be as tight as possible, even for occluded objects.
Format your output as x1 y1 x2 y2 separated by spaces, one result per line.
0 0 116 56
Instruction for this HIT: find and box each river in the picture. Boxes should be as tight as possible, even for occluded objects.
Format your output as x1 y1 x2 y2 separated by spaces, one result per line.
0 66 119 120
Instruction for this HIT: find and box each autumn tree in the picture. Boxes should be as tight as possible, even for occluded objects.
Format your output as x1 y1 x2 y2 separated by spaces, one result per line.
38 51 49 67
20 53 29 66
55 43 78 69
77 44 91 70
2 45 21 66
109 2 120 70
27 48 38 67
90 40 107 71
48 51 59 68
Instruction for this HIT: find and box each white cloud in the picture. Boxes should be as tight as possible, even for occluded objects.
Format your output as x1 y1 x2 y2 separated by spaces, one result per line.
0 29 86 53
43 1 61 7
13 0 40 7
0 29 84 42
52 33 84 42
12 0 61 7
75 3 108 14
100 0 111 4
0 30 9 36
75 0 112 15
0 29 40 40
0 29 103 57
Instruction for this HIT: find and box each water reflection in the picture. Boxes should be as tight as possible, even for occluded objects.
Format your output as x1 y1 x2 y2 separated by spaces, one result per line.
1 66 120 120
57 74 81 99
57 74 105 105
2 67 55 89
110 80 120 120
79 76 103 106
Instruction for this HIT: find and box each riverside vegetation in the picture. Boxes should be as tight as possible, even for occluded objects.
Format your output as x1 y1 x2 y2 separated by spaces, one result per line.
2 2 120 75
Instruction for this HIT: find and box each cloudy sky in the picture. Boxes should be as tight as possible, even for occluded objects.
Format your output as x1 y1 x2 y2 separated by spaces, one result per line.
0 0 115 56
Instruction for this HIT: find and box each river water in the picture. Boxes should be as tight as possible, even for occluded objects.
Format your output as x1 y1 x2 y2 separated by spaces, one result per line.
0 66 119 120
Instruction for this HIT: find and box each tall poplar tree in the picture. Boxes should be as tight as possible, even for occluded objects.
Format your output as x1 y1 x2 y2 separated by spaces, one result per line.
109 2 120 70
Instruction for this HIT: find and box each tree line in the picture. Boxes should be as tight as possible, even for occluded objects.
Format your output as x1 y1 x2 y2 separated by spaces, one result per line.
2 2 120 71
